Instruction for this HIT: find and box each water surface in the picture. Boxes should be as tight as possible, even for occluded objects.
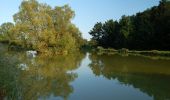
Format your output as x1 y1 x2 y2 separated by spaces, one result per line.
0 45 170 100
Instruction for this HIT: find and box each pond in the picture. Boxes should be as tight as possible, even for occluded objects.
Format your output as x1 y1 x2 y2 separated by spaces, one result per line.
0 45 170 100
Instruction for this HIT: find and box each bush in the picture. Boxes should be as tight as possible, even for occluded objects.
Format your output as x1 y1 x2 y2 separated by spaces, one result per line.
119 48 129 53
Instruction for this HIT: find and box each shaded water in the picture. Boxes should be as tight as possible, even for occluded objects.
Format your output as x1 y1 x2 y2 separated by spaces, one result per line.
0 45 170 100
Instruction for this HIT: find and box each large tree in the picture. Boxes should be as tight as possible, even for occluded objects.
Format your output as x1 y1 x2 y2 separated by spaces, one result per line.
12 0 83 53
89 22 103 45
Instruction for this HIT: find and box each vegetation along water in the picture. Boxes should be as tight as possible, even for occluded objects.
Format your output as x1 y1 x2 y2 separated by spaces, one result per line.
0 0 170 100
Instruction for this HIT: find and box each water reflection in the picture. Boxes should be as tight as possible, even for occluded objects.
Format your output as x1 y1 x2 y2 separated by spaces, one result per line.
0 52 20 100
89 53 170 100
0 48 85 100
1 43 170 100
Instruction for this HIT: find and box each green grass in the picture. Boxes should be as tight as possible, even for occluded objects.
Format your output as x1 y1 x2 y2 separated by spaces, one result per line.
129 50 170 56
95 47 170 59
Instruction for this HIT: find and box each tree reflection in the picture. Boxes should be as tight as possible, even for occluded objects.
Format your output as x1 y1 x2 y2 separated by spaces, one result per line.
89 53 170 100
0 50 20 100
0 48 85 100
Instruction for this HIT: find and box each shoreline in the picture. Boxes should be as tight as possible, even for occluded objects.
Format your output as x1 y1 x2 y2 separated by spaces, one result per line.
94 47 170 59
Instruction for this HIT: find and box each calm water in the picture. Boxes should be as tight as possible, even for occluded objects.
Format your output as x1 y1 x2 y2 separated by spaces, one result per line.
0 45 170 100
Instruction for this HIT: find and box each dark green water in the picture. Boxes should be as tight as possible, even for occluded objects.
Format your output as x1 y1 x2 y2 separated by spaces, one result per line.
0 45 170 100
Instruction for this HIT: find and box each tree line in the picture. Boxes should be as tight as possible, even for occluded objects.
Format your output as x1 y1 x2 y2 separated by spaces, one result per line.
89 0 170 50
0 0 85 54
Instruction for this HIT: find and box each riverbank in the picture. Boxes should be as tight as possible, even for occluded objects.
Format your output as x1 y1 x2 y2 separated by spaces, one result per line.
0 42 82 56
94 47 170 59
128 50 170 56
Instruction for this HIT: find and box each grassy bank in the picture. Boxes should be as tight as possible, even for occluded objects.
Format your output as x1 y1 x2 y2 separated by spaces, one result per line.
95 47 170 58
128 50 170 57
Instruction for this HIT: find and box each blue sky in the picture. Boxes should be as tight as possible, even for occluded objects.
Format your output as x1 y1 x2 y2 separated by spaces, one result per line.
0 0 160 40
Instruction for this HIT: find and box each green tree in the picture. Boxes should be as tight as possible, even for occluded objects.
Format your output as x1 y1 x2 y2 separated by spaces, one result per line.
89 22 103 46
11 0 83 54
152 0 170 50
119 15 133 39
129 11 154 50
89 0 170 50
119 15 134 48
0 22 14 43
52 5 80 53
13 0 54 50
89 20 124 49
102 20 122 48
